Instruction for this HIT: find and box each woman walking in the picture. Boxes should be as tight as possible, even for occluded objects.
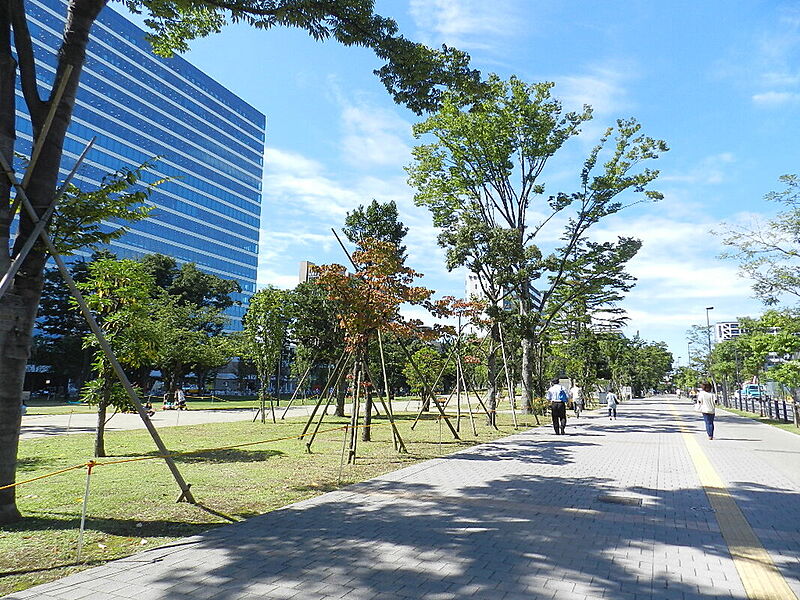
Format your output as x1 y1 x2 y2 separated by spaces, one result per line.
606 390 618 420
695 382 716 440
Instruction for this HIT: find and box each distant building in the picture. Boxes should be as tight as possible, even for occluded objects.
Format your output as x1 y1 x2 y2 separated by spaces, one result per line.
299 261 318 284
715 320 780 342
716 321 743 341
465 272 542 312
19 0 266 329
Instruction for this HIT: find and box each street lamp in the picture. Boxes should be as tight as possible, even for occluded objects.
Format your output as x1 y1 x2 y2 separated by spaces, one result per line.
705 306 714 359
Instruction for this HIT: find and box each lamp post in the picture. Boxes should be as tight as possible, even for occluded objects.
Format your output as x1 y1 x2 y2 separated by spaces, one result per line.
705 306 714 364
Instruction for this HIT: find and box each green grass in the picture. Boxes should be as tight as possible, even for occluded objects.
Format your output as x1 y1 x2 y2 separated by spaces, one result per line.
723 406 800 435
1 410 545 595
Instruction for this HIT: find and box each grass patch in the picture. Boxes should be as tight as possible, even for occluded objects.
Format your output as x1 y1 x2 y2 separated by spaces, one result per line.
1 410 544 595
723 406 800 435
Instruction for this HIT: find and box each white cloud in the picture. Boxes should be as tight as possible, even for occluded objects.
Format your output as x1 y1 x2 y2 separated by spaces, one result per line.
556 63 634 116
752 91 800 106
340 103 412 168
661 153 735 185
409 0 521 50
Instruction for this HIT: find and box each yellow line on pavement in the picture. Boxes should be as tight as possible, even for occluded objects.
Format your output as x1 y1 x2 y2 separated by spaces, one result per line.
674 407 797 600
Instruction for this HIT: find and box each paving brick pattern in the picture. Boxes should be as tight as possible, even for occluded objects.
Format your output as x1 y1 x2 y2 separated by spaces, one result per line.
5 398 799 600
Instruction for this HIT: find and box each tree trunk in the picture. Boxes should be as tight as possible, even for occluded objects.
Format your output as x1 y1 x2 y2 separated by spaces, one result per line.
487 322 499 426
335 377 346 417
0 0 106 523
521 336 534 413
94 399 107 457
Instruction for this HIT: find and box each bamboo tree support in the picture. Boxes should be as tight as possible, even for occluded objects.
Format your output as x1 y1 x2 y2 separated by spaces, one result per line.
498 324 519 428
337 423 349 485
0 153 196 504
303 352 352 452
300 350 348 435
377 330 406 452
347 367 363 464
280 350 319 419
399 340 460 439
458 354 478 436
407 341 459 435
9 65 73 219
363 359 406 453
76 460 95 562
461 368 500 431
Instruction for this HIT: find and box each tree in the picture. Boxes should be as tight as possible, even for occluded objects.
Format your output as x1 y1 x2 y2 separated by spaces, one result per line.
149 296 227 401
343 200 409 259
409 75 667 411
241 286 291 423
314 238 447 441
77 258 156 457
139 254 240 314
0 0 482 523
287 281 345 414
721 175 800 305
402 345 452 404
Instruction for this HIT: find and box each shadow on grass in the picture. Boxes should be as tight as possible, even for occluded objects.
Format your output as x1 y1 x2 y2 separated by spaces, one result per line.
16 456 65 472
108 448 285 464
3 513 223 543
0 558 106 578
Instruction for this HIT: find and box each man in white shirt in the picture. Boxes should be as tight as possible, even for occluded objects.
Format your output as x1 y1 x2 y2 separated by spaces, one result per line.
546 378 568 435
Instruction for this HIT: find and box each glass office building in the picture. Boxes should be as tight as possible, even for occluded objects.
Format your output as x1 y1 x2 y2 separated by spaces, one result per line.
17 0 266 329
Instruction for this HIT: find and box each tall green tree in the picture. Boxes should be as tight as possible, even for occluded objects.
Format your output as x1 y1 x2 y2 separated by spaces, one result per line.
408 75 667 411
287 281 345 414
0 0 481 523
139 254 240 314
343 200 409 259
149 297 227 400
77 258 155 457
241 286 291 423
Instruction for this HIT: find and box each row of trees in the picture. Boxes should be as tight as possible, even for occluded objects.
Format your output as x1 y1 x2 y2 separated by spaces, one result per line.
1 0 676 522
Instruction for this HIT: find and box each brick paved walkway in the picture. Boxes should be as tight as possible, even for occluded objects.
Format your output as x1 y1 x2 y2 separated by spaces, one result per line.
5 397 799 600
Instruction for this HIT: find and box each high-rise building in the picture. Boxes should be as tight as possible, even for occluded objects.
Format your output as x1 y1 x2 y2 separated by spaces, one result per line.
17 0 266 329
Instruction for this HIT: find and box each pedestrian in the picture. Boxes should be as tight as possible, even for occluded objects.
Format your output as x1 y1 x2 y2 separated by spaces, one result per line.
570 383 584 418
546 378 569 435
606 389 618 420
695 382 716 440
176 388 187 410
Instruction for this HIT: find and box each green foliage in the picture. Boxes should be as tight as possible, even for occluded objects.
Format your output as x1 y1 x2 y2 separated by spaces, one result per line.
79 378 136 411
241 286 292 394
673 365 702 391
139 254 240 314
343 200 408 259
598 333 673 395
77 259 157 414
408 74 668 404
149 296 229 392
721 174 800 305
402 345 452 395
122 0 483 114
50 164 156 255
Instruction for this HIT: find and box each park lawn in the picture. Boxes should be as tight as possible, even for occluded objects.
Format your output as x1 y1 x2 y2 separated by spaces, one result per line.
0 410 544 595
723 406 800 435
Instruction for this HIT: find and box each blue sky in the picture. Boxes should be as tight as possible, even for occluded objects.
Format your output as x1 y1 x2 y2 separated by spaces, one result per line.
135 0 800 361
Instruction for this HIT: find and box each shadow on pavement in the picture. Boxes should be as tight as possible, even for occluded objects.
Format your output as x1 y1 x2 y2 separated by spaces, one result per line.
128 454 799 600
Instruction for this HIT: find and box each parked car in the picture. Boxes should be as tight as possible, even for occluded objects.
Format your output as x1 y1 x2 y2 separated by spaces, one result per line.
742 384 763 399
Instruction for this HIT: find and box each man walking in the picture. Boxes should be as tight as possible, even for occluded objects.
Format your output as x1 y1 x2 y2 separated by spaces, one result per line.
547 378 569 435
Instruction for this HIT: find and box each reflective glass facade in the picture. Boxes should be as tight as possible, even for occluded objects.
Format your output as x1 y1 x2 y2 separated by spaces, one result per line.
17 0 266 328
